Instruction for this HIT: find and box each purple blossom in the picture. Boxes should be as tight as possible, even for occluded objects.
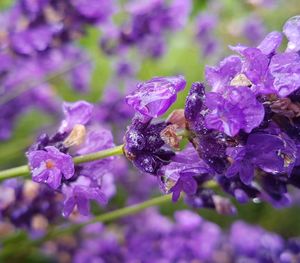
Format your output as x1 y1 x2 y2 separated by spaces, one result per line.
59 101 93 133
73 222 124 263
124 117 175 175
283 15 300 53
230 221 284 261
46 209 300 262
100 0 191 58
0 179 63 234
62 176 107 217
122 209 222 262
205 55 242 93
27 146 74 189
205 86 264 136
247 131 297 175
222 32 283 96
125 0 191 37
196 13 219 57
226 146 254 185
10 26 53 55
158 145 212 201
257 31 283 56
228 46 276 95
94 84 134 132
70 0 114 22
167 0 192 29
184 82 228 174
61 103 116 215
227 128 297 183
125 76 186 120
66 51 93 93
243 16 266 46
269 52 300 97
222 127 296 207
26 99 117 217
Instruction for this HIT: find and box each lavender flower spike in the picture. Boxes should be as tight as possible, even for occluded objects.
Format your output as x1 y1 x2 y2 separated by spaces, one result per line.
125 76 186 120
27 146 74 189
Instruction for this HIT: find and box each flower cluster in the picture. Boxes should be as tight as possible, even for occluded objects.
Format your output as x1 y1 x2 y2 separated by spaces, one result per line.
100 0 191 58
120 16 300 214
43 209 300 263
182 16 300 209
0 0 116 141
196 13 219 58
2 2 300 262
27 101 116 217
0 179 62 236
124 75 186 174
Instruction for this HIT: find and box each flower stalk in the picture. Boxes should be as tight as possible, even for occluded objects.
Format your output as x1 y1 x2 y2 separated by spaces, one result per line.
0 144 124 181
73 144 124 164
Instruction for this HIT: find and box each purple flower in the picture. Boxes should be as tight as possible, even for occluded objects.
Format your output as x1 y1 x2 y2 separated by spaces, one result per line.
226 32 282 95
124 117 175 175
205 55 242 93
243 16 266 46
246 131 297 175
122 208 222 262
196 13 219 57
283 15 300 53
27 146 74 189
62 176 107 217
205 86 264 136
158 145 212 201
94 84 134 134
184 82 229 174
230 221 284 260
99 0 190 58
0 179 63 234
61 126 116 217
71 0 114 22
124 0 190 39
174 210 202 230
269 52 300 97
226 146 254 185
138 35 166 58
239 48 270 85
68 59 93 93
59 101 93 133
229 46 276 95
125 76 186 120
26 99 117 217
10 26 53 55
257 31 282 56
184 82 205 123
227 129 297 185
167 0 192 29
20 0 48 21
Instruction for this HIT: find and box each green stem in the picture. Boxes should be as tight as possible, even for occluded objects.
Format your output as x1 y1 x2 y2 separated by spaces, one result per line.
37 194 173 243
0 144 124 181
73 144 123 164
0 165 30 181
